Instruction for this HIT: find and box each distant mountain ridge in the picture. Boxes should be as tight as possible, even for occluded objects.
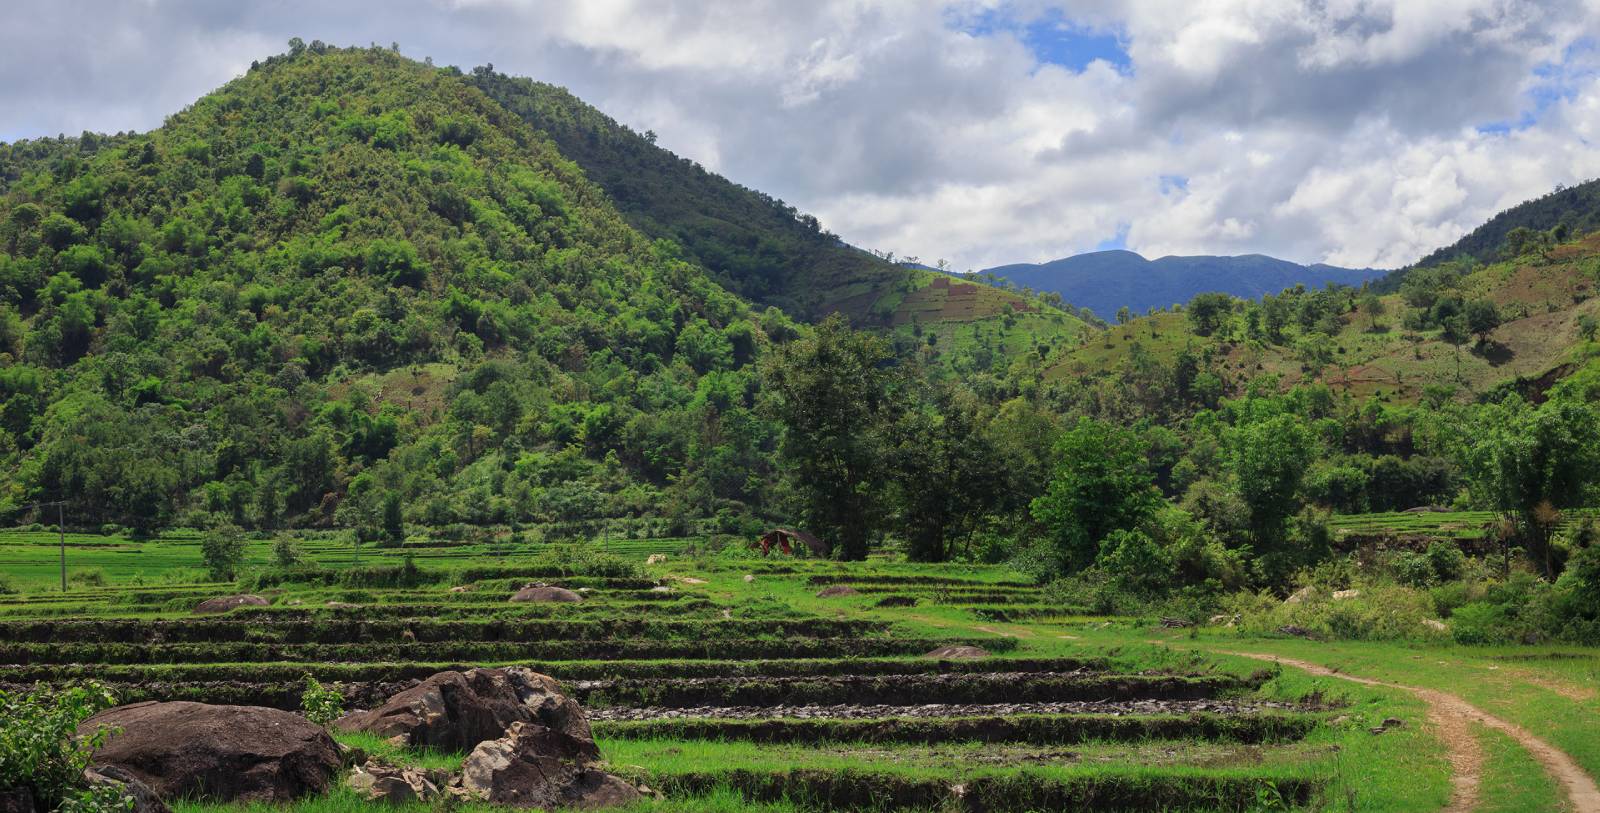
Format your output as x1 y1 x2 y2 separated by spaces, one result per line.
981 250 1385 319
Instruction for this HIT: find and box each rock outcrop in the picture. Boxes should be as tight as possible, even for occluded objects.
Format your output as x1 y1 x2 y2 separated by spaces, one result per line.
456 722 640 809
336 668 592 752
509 585 583 603
80 701 340 803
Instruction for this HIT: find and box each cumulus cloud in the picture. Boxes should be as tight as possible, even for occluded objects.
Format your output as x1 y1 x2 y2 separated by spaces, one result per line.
3 0 1600 270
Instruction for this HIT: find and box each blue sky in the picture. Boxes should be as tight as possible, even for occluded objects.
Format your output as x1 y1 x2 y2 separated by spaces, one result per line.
957 7 1129 73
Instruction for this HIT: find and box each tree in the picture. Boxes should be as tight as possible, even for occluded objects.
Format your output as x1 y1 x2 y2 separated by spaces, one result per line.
1361 292 1386 330
201 524 246 581
889 386 1003 562
1224 413 1315 552
1186 292 1233 338
1580 313 1599 343
1461 395 1600 578
1030 417 1160 575
382 491 405 544
1465 299 1502 345
761 315 897 560
1115 306 1132 326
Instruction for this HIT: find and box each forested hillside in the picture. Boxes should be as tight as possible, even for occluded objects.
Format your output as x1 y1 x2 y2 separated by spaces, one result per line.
0 44 795 534
1409 177 1600 269
466 67 1089 367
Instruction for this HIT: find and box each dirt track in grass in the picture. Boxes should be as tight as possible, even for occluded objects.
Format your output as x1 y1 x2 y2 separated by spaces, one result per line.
1227 651 1600 813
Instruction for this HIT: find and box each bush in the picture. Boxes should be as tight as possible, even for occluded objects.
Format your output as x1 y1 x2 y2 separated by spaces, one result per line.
0 575 15 595
272 537 304 568
1450 602 1515 644
67 569 107 588
1228 584 1446 641
299 675 343 727
201 524 246 581
0 682 127 812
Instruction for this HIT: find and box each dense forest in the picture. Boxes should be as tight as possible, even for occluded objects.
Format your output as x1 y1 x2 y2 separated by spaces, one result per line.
1 43 1598 646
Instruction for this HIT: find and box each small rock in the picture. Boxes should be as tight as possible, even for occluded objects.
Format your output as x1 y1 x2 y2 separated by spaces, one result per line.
346 762 438 804
83 766 169 813
1332 589 1361 601
815 585 859 598
193 595 269 615
1369 727 1388 735
678 577 708 585
449 585 475 593
1329 715 1351 726
645 554 668 565
1159 617 1192 628
648 586 673 594
1382 717 1403 729
743 574 755 583
1422 619 1448 632
1284 586 1314 605
924 645 988 660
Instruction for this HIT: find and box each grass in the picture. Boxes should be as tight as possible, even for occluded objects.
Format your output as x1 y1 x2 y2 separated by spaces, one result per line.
14 534 1600 811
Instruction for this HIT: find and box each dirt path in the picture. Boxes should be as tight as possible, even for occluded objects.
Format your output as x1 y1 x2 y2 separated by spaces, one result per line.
1228 651 1600 813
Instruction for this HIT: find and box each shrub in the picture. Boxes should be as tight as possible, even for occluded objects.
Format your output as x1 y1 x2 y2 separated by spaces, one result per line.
1427 541 1467 582
67 569 107 588
1229 584 1446 641
201 524 246 581
1450 602 1514 644
272 536 304 568
0 575 15 595
0 682 127 812
299 675 343 727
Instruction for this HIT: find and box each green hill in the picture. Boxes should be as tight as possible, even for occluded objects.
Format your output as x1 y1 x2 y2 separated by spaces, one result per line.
0 44 791 533
1049 231 1600 406
1410 178 1600 270
466 68 1087 359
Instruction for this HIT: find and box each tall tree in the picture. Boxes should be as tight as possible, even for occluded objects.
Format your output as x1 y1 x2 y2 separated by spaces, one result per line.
1030 417 1160 575
761 315 897 560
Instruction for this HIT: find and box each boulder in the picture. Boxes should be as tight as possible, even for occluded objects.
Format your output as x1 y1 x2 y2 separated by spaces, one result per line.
1332 589 1361 601
1422 618 1448 632
814 585 859 598
83 765 170 813
924 645 988 660
1283 587 1314 605
80 701 340 803
336 668 593 753
645 554 668 565
345 762 439 804
456 722 640 809
510 585 583 603
192 594 269 614
0 787 34 813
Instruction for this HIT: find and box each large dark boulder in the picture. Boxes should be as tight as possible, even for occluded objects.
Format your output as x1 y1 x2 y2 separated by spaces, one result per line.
192 595 268 614
80 701 340 803
456 722 640 809
337 668 592 753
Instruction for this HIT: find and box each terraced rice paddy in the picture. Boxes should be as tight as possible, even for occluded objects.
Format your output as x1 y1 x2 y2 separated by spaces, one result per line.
0 536 1444 811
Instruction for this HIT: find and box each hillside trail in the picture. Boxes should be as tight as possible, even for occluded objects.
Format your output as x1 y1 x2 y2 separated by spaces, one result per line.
1225 651 1600 813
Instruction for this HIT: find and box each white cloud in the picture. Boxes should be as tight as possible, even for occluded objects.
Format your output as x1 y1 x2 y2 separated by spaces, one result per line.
3 0 1600 270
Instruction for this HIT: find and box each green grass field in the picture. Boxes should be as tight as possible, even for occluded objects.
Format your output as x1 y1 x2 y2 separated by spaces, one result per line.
6 530 1597 811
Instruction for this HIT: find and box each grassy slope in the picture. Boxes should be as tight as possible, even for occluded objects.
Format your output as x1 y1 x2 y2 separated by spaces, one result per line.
1049 232 1600 404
